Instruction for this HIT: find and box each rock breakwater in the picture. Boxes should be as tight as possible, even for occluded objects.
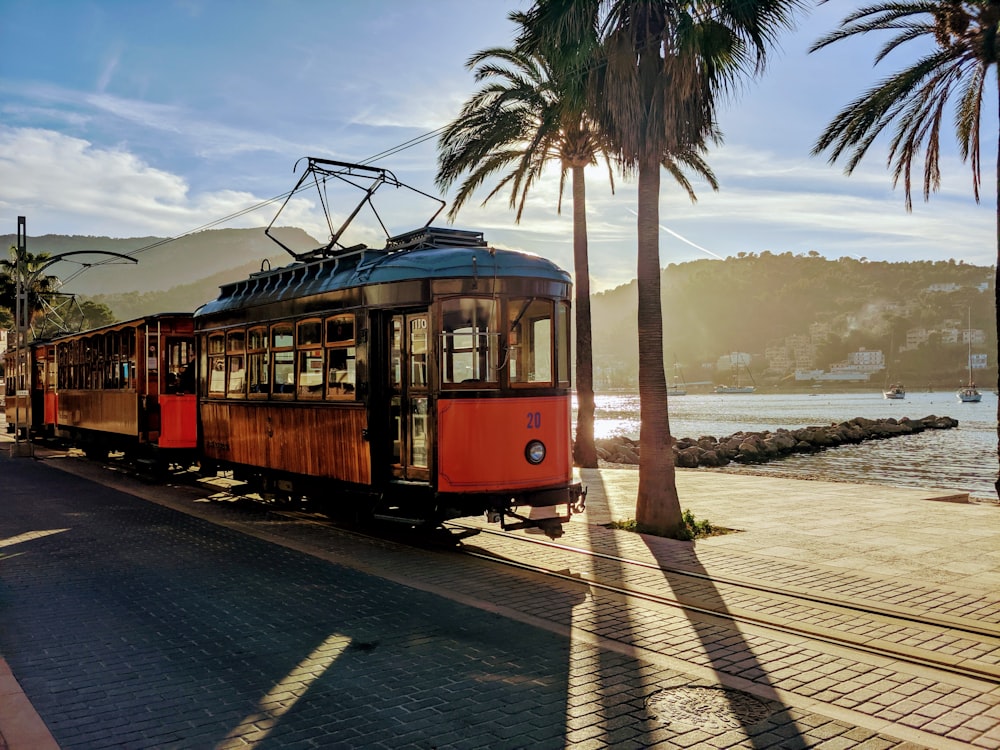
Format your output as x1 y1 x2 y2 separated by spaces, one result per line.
595 415 959 468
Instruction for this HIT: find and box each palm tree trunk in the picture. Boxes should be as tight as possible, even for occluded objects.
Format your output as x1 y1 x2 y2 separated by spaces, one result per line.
994 74 999 501
571 164 598 468
633 157 683 535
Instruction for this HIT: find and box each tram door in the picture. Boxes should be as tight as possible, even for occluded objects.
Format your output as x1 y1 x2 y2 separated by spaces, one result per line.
388 312 431 482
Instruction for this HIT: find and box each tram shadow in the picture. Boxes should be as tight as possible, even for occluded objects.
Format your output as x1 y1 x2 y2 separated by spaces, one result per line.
578 467 808 747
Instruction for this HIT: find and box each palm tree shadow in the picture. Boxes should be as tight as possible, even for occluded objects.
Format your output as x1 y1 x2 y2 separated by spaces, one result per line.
638 529 806 746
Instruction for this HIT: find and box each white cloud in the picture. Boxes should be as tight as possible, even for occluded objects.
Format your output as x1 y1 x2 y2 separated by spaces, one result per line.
0 127 313 236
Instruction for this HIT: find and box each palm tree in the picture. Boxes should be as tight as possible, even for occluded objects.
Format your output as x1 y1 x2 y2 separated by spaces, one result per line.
571 0 802 536
0 247 58 336
435 13 612 467
810 1 1000 498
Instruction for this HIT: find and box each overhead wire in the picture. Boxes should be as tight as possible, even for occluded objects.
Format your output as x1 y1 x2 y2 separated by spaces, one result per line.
55 123 453 287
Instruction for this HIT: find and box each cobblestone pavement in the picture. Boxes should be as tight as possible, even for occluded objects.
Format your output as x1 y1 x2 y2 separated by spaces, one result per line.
1 447 997 748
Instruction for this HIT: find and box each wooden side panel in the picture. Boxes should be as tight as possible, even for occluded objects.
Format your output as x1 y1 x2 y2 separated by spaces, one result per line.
57 391 139 436
5 394 30 432
200 401 371 485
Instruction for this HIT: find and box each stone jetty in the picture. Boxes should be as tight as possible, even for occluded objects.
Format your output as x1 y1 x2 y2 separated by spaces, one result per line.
595 415 959 468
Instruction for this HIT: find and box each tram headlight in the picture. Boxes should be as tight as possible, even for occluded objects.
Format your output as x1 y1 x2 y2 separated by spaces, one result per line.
525 440 546 465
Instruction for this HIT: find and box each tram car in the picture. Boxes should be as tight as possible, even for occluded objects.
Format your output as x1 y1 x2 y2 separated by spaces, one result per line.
195 226 585 528
7 314 198 464
4 343 46 439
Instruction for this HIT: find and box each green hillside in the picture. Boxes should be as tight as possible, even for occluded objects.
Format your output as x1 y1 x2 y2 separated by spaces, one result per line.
591 252 995 389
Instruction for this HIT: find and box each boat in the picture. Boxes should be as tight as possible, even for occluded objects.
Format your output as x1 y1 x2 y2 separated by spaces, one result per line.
714 384 756 394
957 308 982 403
882 332 905 399
883 383 906 400
667 360 687 396
714 353 756 394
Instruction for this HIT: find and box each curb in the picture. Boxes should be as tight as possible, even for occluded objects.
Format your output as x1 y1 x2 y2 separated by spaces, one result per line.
0 658 59 750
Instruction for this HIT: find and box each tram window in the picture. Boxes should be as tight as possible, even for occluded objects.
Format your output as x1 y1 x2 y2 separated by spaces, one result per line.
557 301 571 386
273 351 294 394
324 313 356 400
248 327 267 351
326 347 356 400
410 317 428 389
508 298 553 386
247 327 268 397
272 323 293 349
440 297 499 386
390 317 403 389
297 349 324 399
208 333 226 396
297 319 322 347
226 330 246 398
326 315 354 345
271 323 294 396
166 339 195 393
124 333 136 390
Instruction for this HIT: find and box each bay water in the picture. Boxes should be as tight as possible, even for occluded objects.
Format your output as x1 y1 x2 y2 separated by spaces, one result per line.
588 390 998 501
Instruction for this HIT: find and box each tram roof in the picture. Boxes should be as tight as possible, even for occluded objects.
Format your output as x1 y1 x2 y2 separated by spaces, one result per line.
195 227 571 317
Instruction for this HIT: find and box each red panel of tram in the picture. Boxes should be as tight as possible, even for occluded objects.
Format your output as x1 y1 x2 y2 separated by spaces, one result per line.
157 394 197 449
44 391 58 427
436 395 573 493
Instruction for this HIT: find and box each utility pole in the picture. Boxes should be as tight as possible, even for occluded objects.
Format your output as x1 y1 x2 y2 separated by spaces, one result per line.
11 216 31 456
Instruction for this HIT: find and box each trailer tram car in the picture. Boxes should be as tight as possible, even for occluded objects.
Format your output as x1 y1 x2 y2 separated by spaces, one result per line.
195 227 586 530
9 314 199 465
4 342 49 440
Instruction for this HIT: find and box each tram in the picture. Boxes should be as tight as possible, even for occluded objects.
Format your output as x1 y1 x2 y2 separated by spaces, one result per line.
195 226 585 528
5 314 198 464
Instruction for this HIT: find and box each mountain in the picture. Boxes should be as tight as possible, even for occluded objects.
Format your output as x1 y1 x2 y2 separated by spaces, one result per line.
0 227 318 296
591 252 996 388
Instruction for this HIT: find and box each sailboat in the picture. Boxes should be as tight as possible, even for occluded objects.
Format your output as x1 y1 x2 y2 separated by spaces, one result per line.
668 360 687 396
714 353 756 394
957 308 982 403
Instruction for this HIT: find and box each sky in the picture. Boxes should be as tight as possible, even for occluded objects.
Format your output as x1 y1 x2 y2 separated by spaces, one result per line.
0 0 996 295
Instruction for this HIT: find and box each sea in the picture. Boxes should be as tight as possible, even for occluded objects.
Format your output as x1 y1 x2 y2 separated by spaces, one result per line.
586 390 999 501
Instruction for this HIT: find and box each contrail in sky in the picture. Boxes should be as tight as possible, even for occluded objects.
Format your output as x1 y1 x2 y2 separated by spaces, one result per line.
627 208 726 260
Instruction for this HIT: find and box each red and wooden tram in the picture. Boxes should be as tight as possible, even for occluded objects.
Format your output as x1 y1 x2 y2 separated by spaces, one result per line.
194 226 585 528
8 314 199 464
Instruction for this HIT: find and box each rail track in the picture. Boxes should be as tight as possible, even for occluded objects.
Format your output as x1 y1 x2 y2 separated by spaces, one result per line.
445 521 1000 688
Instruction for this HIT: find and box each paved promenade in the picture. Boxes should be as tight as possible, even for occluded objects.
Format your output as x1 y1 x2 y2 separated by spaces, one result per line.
0 434 998 748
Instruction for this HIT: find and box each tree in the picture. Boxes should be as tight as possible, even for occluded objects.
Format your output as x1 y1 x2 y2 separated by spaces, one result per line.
76 299 117 330
563 0 801 536
435 12 613 467
810 1 1000 498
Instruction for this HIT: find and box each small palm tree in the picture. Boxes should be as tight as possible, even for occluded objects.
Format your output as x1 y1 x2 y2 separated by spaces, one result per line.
810 1 1000 498
435 14 613 468
0 247 58 335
